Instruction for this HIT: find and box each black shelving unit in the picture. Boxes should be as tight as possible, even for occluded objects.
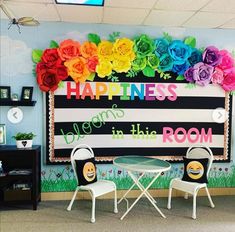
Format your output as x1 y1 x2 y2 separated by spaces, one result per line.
0 145 41 210
0 100 36 106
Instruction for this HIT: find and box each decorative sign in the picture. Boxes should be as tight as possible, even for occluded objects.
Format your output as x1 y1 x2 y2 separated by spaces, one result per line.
46 73 232 164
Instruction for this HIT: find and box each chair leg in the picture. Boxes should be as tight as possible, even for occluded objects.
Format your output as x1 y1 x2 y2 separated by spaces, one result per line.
67 188 78 211
192 192 197 219
205 186 215 208
114 190 118 213
91 196 96 223
167 187 172 209
184 193 189 199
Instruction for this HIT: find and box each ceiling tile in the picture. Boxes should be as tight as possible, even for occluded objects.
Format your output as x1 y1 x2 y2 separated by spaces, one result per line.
103 7 149 25
219 18 235 29
202 0 235 13
56 5 103 23
183 12 235 28
3 2 59 21
154 0 210 11
105 0 157 9
144 10 194 27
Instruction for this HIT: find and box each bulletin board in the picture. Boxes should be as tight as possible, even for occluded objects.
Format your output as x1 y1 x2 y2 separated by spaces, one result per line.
45 72 232 164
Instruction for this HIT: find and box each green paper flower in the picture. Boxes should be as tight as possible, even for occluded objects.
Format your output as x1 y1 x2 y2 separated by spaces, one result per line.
134 34 155 58
131 57 147 71
147 54 160 69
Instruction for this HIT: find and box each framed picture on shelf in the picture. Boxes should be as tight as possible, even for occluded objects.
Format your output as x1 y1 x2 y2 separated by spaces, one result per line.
0 86 11 101
21 87 33 101
0 124 6 145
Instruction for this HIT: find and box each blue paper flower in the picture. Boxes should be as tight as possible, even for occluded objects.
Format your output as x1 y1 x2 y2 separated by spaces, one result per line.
158 53 174 72
172 61 190 75
188 48 202 66
168 40 192 65
154 38 169 57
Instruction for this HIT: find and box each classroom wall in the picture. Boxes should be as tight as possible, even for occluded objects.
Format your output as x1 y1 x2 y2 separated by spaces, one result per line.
0 20 235 192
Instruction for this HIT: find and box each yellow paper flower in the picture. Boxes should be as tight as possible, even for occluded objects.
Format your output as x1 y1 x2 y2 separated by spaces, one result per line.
97 41 113 61
112 58 131 73
80 41 98 59
96 60 113 78
64 57 90 83
113 38 135 61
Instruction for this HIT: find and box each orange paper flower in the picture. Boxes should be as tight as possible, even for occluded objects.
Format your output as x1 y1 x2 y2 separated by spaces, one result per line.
80 41 98 59
64 57 90 83
58 39 81 61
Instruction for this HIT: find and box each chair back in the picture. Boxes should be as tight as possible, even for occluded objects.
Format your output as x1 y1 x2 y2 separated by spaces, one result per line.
70 144 94 184
186 145 213 178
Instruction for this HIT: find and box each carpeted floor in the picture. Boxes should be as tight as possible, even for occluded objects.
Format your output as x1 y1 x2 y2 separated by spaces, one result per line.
0 196 235 232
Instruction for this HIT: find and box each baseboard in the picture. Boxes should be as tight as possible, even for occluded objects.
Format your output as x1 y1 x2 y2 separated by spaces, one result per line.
41 188 235 201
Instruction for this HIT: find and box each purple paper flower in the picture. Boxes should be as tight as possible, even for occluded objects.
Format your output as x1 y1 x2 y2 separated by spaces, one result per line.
202 46 222 66
184 67 195 83
193 62 214 86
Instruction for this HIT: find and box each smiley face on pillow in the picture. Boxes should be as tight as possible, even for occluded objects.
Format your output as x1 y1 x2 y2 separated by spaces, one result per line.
83 161 96 182
186 161 204 180
182 157 208 183
75 158 97 186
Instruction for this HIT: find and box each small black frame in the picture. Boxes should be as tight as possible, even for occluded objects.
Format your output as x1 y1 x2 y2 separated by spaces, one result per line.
21 86 33 101
0 86 11 101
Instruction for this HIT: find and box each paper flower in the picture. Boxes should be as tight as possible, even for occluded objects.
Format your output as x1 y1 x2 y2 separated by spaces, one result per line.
222 68 235 91
211 67 224 84
154 38 169 58
87 56 99 72
64 57 90 83
184 67 194 83
41 48 62 68
188 49 202 66
37 68 60 92
96 59 113 78
80 41 98 59
131 57 147 71
158 53 174 72
97 40 113 61
113 38 135 61
193 62 214 86
218 50 234 70
58 39 81 61
202 46 222 66
147 54 159 70
173 62 190 75
112 58 131 73
168 40 192 65
134 34 155 58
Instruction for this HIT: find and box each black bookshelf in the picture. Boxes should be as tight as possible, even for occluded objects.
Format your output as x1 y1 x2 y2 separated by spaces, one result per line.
0 100 36 106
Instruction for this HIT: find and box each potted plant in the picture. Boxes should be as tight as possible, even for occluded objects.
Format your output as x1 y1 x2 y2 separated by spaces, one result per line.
12 132 36 148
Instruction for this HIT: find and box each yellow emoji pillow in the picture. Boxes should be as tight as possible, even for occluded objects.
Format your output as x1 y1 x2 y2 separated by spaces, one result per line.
182 158 209 183
75 158 97 186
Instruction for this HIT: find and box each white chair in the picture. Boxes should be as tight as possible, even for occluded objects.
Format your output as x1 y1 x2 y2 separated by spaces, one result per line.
167 145 215 219
67 144 118 223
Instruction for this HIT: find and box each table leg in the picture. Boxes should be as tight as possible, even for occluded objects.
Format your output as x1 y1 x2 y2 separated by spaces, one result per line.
118 172 145 204
120 172 166 220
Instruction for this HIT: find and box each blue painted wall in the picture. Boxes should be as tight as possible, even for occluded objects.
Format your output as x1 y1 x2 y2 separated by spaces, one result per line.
0 20 234 191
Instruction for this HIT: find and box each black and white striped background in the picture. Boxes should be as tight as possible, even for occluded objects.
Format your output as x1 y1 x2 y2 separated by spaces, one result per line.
46 74 232 164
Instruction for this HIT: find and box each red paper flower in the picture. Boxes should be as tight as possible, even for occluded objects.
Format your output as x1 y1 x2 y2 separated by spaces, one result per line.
37 68 60 92
56 65 68 80
87 56 99 72
41 48 62 68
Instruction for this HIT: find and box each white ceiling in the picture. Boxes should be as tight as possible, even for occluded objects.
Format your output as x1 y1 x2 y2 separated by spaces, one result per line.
1 0 235 29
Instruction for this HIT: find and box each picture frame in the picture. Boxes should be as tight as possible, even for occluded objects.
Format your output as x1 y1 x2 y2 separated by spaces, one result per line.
21 87 33 101
0 86 11 101
0 124 6 145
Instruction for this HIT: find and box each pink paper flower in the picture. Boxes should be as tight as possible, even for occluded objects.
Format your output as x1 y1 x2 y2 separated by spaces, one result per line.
211 67 224 84
218 50 234 70
222 67 235 91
